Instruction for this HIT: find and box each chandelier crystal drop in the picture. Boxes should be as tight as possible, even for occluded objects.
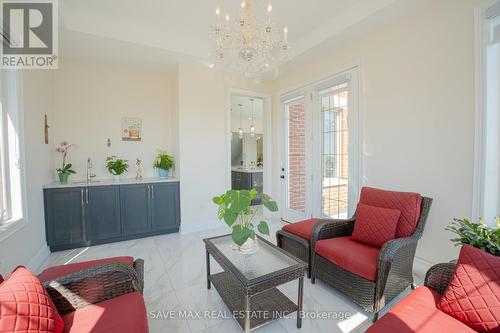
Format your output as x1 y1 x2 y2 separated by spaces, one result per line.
210 1 290 83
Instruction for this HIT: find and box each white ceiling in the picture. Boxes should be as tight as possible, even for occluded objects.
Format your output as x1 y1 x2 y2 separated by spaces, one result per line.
59 0 405 77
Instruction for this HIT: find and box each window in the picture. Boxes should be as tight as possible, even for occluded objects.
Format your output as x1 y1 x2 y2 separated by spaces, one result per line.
474 2 500 227
320 83 350 219
0 69 24 226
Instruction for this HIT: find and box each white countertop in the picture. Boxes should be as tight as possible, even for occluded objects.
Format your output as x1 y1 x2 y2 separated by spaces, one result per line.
44 176 179 189
231 167 264 173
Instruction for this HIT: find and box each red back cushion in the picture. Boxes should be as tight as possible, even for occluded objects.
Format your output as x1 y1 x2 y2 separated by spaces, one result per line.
438 245 500 332
359 187 422 238
351 203 401 248
0 266 64 333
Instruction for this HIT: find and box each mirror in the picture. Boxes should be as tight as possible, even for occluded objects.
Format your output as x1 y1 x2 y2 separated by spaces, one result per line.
230 95 264 205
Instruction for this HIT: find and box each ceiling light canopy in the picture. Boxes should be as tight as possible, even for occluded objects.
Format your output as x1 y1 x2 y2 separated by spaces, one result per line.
210 1 289 83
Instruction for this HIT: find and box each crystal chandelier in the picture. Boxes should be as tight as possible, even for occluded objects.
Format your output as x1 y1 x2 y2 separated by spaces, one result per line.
210 1 289 83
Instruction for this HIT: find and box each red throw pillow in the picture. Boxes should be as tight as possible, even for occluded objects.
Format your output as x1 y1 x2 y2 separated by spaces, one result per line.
438 245 500 332
351 203 401 248
0 266 64 333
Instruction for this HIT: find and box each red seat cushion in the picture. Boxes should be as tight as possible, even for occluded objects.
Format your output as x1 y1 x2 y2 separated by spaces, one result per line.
351 203 400 248
0 266 64 333
315 236 380 281
367 286 476 333
39 257 134 283
61 292 148 333
437 245 500 332
282 218 319 241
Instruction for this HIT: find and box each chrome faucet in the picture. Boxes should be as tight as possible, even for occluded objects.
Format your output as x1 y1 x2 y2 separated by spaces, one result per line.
86 158 96 182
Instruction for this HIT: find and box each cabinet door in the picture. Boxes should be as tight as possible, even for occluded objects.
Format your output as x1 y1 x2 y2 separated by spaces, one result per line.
44 188 86 248
150 182 180 232
120 184 150 236
86 186 121 242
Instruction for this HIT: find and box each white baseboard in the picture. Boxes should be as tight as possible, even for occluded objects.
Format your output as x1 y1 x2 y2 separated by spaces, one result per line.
180 219 223 234
27 245 50 274
413 256 435 280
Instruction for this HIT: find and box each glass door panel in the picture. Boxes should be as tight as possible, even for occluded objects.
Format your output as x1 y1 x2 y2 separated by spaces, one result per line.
282 96 308 221
320 84 349 219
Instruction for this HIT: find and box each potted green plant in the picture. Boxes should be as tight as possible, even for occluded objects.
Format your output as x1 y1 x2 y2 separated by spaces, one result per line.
55 141 76 184
153 150 174 178
212 189 278 253
106 156 129 180
446 217 500 256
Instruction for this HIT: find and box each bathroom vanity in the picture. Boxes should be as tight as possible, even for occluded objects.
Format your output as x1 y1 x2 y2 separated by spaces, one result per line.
231 168 263 205
43 178 180 251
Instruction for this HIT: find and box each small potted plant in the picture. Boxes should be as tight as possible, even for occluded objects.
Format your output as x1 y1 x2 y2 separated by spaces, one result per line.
106 156 129 181
212 189 278 253
446 217 500 256
55 141 76 184
153 150 174 178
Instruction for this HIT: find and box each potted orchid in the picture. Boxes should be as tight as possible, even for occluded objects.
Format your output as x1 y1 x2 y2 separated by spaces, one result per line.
56 141 76 184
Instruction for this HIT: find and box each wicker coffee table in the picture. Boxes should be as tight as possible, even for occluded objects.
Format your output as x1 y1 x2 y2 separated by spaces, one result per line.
204 234 307 332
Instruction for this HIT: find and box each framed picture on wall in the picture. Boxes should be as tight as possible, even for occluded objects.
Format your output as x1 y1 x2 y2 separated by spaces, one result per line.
122 117 142 141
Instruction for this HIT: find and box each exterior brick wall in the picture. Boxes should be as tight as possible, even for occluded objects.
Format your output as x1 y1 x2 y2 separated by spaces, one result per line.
288 101 306 212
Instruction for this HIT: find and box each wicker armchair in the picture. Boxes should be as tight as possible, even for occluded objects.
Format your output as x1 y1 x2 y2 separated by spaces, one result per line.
311 197 433 320
423 262 456 294
43 259 144 315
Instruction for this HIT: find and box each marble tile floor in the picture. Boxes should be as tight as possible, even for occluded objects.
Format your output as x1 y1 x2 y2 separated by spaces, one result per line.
39 219 419 333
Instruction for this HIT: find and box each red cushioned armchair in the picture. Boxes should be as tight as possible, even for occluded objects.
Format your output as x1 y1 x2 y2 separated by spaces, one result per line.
39 257 148 333
310 187 433 320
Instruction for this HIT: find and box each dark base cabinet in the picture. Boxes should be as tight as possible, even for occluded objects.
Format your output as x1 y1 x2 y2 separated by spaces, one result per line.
231 171 263 205
44 181 180 252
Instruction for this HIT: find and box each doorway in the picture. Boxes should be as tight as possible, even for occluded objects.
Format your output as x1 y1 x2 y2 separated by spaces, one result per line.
280 68 361 222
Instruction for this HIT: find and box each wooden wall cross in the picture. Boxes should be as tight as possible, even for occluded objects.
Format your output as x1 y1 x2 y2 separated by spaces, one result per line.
44 114 49 144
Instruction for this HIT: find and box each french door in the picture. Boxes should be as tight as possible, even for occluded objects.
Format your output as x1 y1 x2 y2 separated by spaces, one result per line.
281 68 361 222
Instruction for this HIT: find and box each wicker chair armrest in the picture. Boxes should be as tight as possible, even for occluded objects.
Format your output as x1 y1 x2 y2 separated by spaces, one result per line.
424 262 456 294
310 218 356 260
378 236 418 265
311 218 356 242
43 261 142 315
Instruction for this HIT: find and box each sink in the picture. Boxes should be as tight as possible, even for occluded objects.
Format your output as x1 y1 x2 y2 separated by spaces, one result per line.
71 180 101 185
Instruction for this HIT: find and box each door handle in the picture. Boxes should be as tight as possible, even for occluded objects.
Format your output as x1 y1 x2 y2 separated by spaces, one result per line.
86 188 89 204
151 185 154 199
81 189 84 205
147 185 151 198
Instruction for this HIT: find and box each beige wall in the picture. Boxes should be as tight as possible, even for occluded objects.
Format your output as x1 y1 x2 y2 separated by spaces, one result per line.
0 71 54 276
267 0 481 264
52 59 175 180
176 64 268 229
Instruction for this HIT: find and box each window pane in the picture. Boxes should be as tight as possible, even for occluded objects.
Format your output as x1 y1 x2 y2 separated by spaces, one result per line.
321 86 349 219
286 98 306 213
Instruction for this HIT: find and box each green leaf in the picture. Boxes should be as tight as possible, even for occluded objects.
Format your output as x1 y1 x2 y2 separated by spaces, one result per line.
232 225 252 246
225 190 251 213
261 194 278 212
223 210 238 227
250 188 257 200
257 221 270 235
212 196 223 205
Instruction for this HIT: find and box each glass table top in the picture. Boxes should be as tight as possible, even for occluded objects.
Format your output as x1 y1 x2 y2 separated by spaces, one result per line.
207 235 300 281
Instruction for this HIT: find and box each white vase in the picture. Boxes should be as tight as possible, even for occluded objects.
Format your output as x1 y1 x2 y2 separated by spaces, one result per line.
238 237 259 254
113 174 120 181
